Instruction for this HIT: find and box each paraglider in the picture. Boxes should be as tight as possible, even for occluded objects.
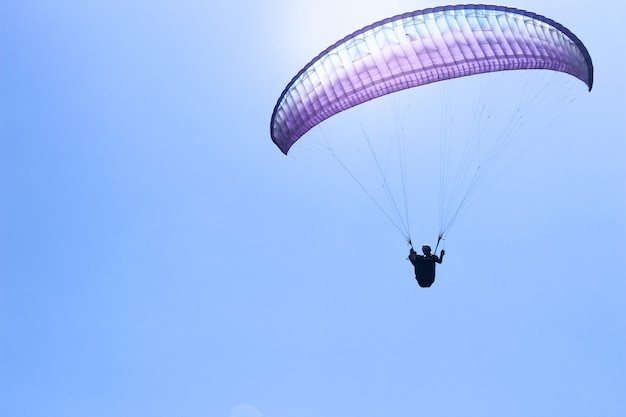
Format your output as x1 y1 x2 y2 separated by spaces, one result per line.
409 244 445 288
270 4 593 286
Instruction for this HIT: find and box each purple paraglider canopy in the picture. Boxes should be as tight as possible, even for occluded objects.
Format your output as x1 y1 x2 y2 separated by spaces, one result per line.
270 4 593 154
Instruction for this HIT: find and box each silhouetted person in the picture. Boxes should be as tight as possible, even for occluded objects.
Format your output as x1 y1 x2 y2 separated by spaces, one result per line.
409 244 445 287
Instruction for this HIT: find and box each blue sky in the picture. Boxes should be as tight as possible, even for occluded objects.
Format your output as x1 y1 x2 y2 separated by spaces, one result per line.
1 1 624 417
